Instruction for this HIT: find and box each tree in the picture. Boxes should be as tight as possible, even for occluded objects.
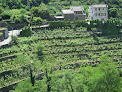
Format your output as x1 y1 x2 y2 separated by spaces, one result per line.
42 57 57 92
109 8 118 18
50 70 75 92
30 7 39 17
39 3 50 19
87 55 121 92
30 3 49 19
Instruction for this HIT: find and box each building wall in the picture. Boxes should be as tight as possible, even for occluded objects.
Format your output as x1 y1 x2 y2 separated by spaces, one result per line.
88 6 108 20
74 14 86 20
63 14 74 21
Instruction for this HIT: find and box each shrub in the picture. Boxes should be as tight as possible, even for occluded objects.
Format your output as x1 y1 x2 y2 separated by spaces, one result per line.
20 26 31 37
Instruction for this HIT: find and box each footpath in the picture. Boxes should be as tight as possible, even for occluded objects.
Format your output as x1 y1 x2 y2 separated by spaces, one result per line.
0 30 21 46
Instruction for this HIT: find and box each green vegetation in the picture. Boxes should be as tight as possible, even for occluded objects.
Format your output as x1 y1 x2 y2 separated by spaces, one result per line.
0 26 121 91
0 0 121 24
20 26 31 37
0 0 122 91
13 55 121 92
49 18 121 36
30 3 49 19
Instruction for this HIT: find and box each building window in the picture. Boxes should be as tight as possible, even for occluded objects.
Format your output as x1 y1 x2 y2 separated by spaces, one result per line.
103 8 104 10
101 13 102 16
105 13 106 16
99 8 100 11
95 8 97 11
99 13 100 16
95 13 97 16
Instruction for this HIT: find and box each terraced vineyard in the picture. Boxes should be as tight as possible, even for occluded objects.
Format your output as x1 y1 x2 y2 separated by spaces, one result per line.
0 27 122 91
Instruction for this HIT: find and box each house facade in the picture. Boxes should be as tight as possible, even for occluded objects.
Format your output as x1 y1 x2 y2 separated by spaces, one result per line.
88 4 108 20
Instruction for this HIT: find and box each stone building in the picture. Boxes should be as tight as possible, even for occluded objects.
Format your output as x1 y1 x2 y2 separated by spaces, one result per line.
62 10 74 21
70 6 86 20
88 4 108 20
54 6 86 21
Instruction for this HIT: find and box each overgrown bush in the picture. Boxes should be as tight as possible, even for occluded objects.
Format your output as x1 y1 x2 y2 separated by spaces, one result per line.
20 26 31 37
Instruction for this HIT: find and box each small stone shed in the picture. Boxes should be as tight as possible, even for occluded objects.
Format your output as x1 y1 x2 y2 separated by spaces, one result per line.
62 10 74 21
0 28 8 41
